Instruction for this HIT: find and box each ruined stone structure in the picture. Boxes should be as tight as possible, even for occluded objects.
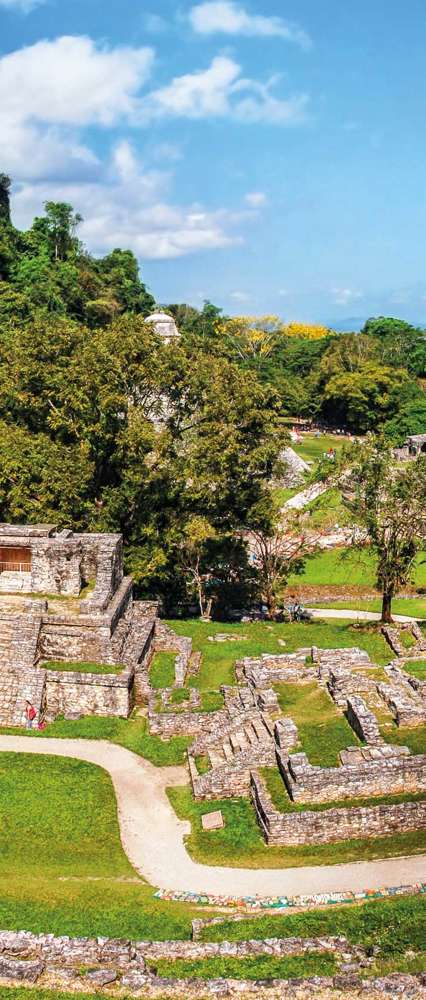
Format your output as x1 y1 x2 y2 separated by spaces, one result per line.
252 769 426 846
394 432 426 460
145 311 180 344
5 926 423 999
0 524 163 725
1 528 425 851
174 643 426 845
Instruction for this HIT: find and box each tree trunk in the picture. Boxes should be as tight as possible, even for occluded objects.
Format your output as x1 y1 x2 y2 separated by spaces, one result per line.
381 591 393 624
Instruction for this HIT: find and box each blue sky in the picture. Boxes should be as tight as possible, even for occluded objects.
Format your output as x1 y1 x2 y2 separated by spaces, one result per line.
1 0 426 324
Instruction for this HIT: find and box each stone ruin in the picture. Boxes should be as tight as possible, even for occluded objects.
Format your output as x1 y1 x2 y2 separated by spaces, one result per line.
1 526 426 851
0 522 190 727
4 925 418 999
394 432 426 460
151 641 426 848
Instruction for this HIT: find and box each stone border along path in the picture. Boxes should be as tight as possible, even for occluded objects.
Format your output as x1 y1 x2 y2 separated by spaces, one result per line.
1 735 426 901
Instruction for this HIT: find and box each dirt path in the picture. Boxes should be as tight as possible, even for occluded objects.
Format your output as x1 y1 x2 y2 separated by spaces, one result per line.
1 735 425 898
307 608 426 623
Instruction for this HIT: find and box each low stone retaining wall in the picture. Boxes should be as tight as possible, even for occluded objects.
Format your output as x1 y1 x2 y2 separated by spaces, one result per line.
382 622 426 658
327 667 378 710
44 668 133 720
251 771 426 846
0 928 424 999
279 747 426 804
149 705 228 738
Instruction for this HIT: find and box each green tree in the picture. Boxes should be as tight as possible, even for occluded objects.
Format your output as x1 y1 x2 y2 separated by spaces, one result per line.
341 437 426 622
363 316 426 377
322 363 410 433
0 174 11 224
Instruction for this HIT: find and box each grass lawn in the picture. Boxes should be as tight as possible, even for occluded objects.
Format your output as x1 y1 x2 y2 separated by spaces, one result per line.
41 660 124 675
200 894 426 959
167 618 392 690
304 487 352 530
167 786 426 869
262 766 426 813
381 722 426 757
0 752 198 941
403 659 426 679
289 546 426 590
0 714 190 766
150 651 176 689
149 952 337 980
305 597 426 618
274 681 358 766
292 433 346 464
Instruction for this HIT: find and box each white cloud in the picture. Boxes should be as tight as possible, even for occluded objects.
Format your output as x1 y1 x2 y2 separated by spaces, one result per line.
245 191 267 207
12 142 242 260
1 35 154 127
0 35 154 180
230 290 250 302
141 56 308 125
0 0 44 11
189 1 311 49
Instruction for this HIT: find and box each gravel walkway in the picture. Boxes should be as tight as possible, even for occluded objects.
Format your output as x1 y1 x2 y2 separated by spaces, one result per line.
307 608 425 623
1 735 425 898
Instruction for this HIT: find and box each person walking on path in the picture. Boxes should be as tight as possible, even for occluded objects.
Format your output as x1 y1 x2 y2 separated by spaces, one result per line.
24 700 37 730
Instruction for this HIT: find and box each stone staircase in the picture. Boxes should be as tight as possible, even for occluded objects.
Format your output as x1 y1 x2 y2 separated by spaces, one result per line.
207 714 275 769
189 709 277 798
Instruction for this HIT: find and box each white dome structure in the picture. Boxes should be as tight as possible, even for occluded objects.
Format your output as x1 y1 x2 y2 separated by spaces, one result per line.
145 311 180 344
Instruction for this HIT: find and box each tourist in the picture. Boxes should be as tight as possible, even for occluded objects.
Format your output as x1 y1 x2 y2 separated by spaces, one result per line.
24 700 37 730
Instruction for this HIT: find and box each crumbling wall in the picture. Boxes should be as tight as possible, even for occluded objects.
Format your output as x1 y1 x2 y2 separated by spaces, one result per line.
279 747 426 803
251 771 426 846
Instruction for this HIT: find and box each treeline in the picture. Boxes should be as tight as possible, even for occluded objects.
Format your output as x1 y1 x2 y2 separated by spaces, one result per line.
0 176 286 610
0 173 425 609
174 312 426 440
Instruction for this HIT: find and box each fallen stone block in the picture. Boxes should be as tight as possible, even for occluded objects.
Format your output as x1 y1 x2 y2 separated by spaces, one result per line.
202 810 224 831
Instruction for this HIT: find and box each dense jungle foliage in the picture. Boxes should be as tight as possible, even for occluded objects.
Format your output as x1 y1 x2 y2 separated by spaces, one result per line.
0 173 425 608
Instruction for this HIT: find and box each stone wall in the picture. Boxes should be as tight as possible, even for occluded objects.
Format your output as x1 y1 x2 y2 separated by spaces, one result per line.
38 578 133 667
382 622 426 658
149 702 228 738
0 523 124 604
190 741 276 799
327 666 378 710
0 666 46 726
346 695 383 745
278 746 426 803
151 621 192 686
0 927 424 999
44 668 133 720
251 771 426 846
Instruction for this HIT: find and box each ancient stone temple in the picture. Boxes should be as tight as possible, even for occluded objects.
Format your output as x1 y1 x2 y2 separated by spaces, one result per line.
145 311 180 344
0 523 160 727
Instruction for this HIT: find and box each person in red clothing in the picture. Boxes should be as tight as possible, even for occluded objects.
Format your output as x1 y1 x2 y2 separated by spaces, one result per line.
24 700 37 730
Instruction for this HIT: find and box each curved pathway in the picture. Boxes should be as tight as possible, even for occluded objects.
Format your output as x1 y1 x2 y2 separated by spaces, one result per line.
1 735 425 898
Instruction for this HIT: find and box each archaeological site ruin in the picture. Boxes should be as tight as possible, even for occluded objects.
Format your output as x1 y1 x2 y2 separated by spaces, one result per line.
1 521 426 854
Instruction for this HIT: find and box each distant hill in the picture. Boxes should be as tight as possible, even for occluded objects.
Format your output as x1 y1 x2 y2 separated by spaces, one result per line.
325 317 367 333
